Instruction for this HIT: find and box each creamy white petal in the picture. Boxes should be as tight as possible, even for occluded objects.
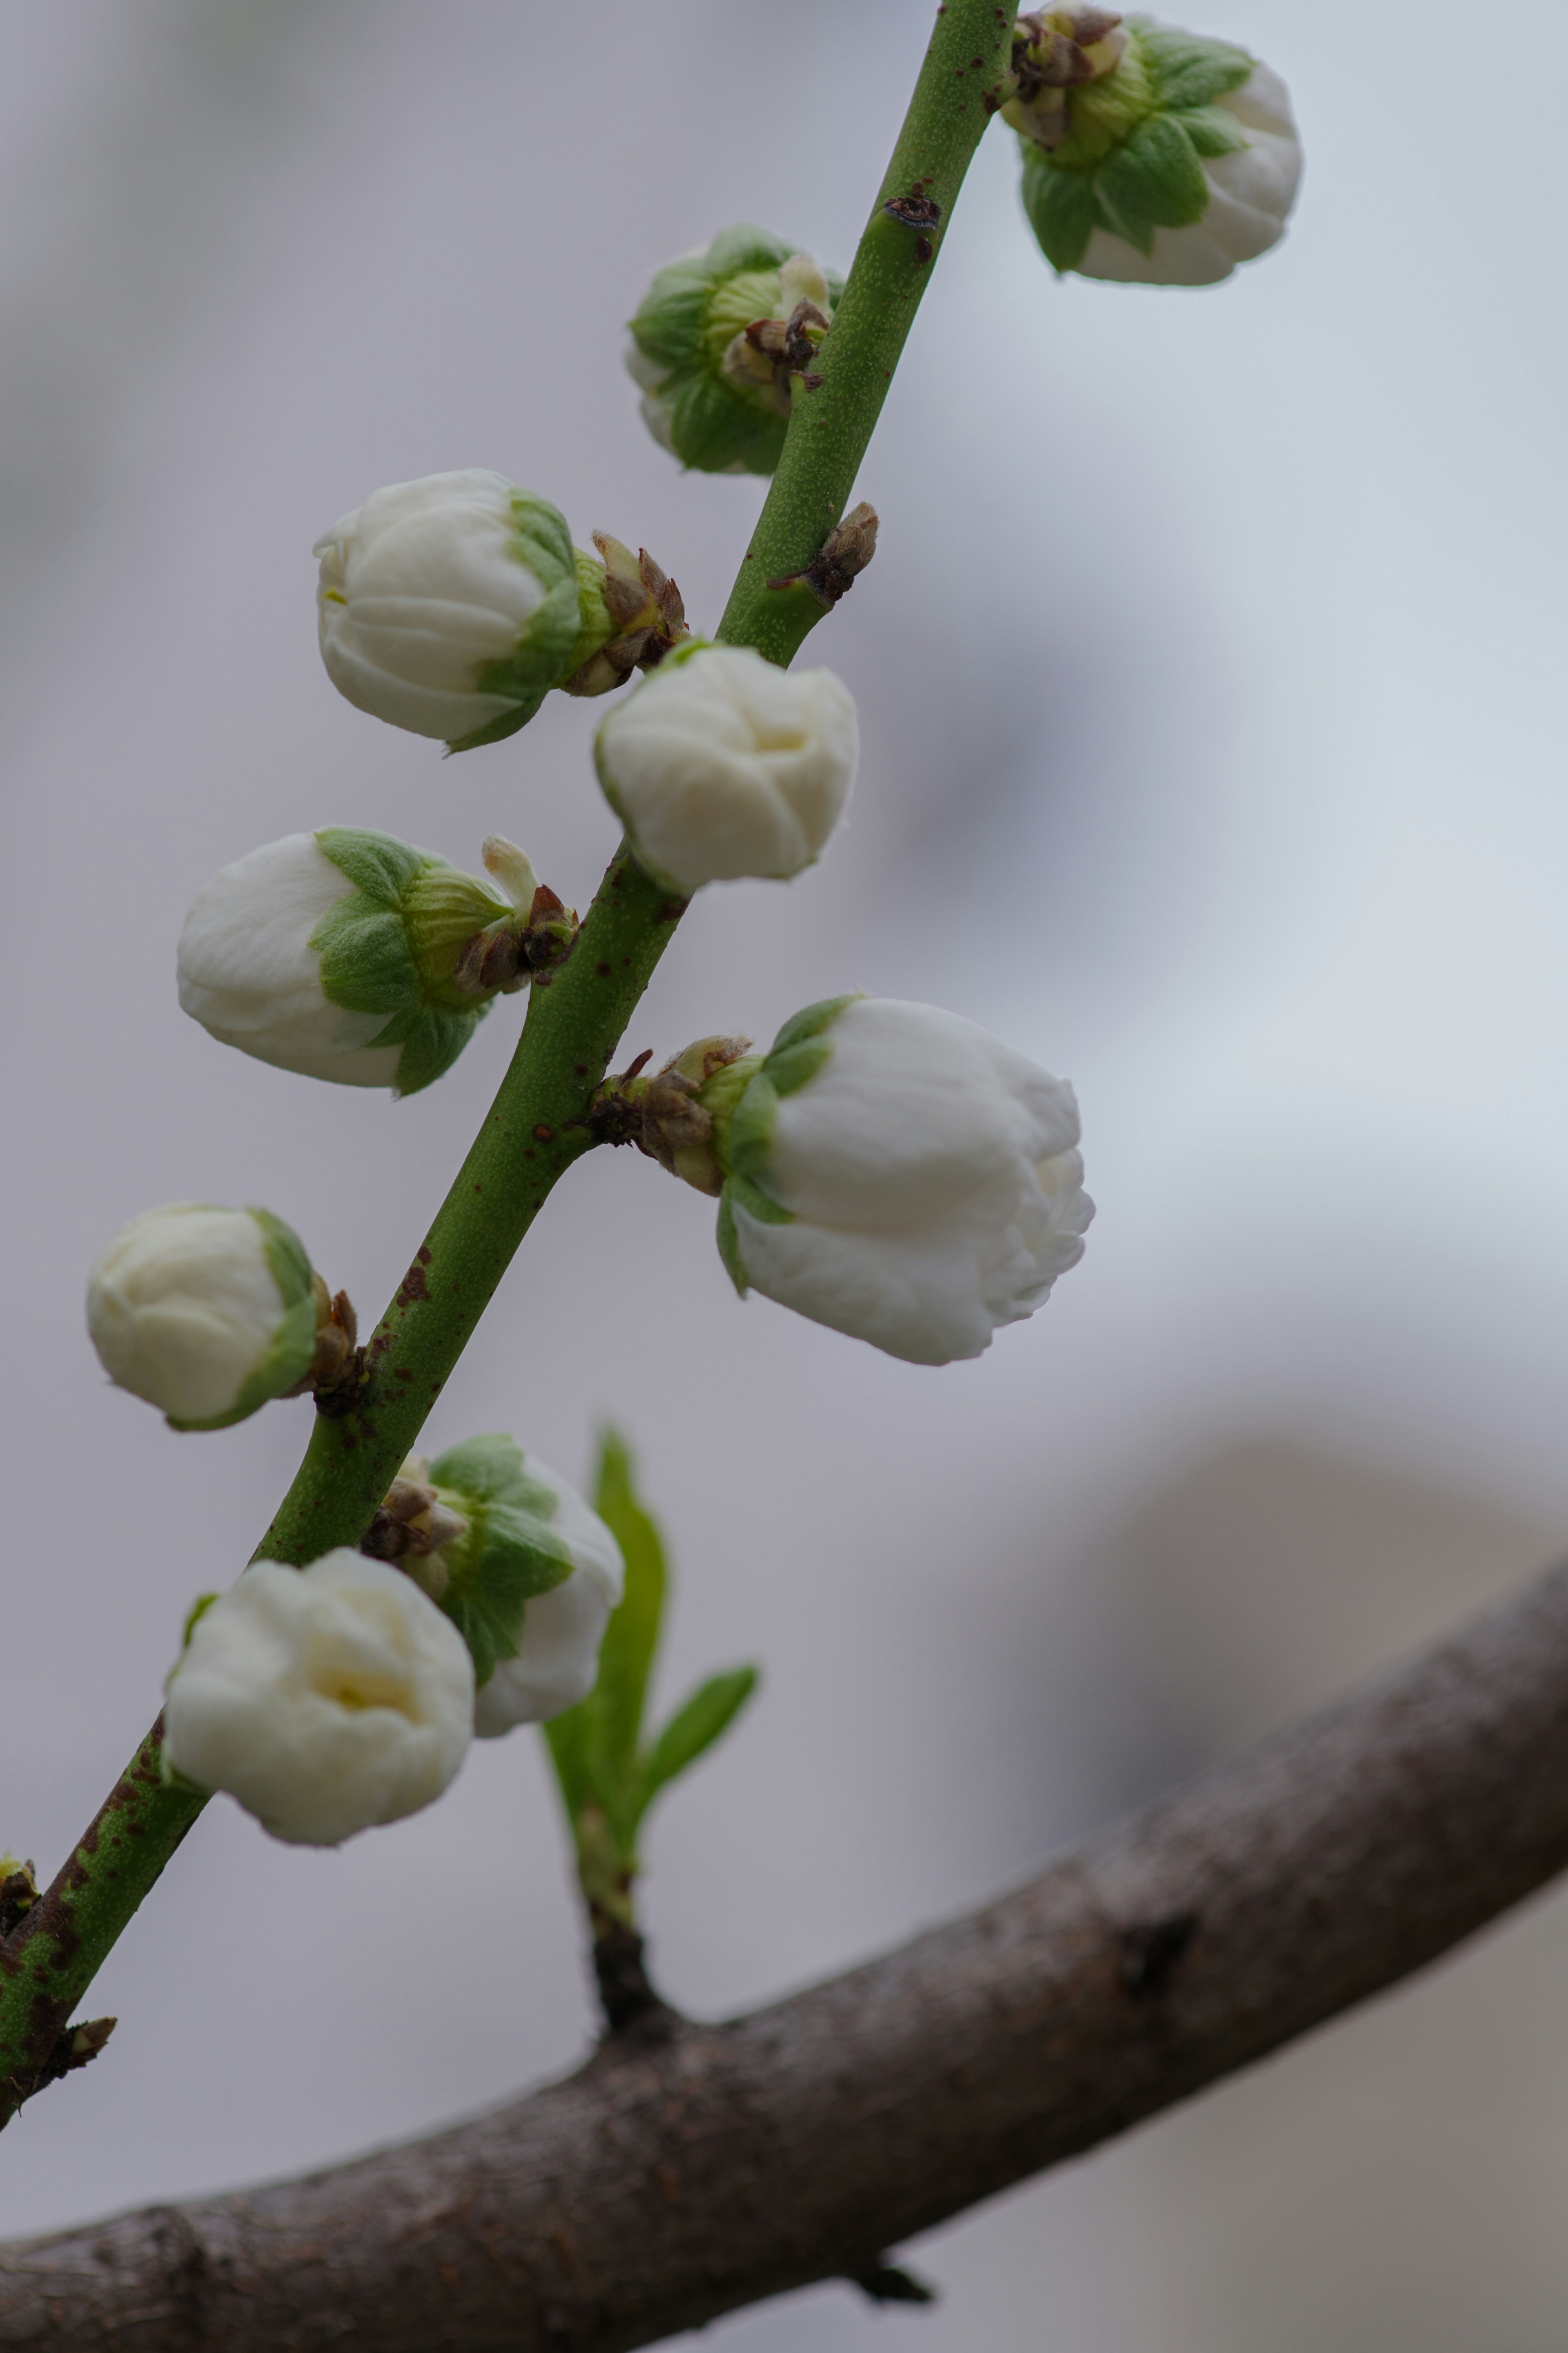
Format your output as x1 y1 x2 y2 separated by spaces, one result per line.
87 1204 296 1425
597 646 858 892
163 1555 474 1847
729 998 1093 1365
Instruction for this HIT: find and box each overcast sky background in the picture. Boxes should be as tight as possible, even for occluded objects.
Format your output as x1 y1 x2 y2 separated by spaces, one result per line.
4 4 1568 2346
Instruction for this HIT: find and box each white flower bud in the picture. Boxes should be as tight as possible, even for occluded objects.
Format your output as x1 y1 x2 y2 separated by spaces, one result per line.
87 1202 322 1430
465 1455 624 1736
314 470 581 751
1010 14 1301 287
177 827 525 1095
626 226 843 476
163 1555 474 1846
715 997 1094 1365
595 643 858 895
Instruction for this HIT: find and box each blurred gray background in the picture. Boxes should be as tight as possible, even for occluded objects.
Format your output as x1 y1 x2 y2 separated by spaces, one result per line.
4 2 1568 2344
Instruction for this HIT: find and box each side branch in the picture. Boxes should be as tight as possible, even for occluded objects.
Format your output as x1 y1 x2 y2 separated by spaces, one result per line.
7 1555 1568 2352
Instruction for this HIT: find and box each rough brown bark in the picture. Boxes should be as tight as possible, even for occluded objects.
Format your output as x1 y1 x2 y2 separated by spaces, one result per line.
5 1555 1568 2352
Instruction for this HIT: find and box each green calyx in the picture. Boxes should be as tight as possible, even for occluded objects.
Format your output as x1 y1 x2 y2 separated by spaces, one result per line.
453 490 583 752
425 1435 580 1688
310 827 516 1097
1014 17 1253 272
166 1206 321 1433
713 994 860 1298
628 224 845 477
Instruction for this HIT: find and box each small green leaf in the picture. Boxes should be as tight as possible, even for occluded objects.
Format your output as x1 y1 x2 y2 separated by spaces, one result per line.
588 1430 667 1784
635 1667 759 1825
1020 150 1098 274
376 1005 485 1098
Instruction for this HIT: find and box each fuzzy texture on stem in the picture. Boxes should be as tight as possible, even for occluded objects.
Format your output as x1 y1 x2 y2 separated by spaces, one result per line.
0 0 1011 2121
715 1 1016 667
5 1553 1568 2349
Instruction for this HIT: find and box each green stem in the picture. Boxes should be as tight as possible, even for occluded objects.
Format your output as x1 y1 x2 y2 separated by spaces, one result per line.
718 0 1014 666
0 0 1009 2124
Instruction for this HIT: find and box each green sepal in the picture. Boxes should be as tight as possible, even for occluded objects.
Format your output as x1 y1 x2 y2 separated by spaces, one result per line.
726 1170 793 1227
767 992 860 1059
401 865 511 1013
723 1069 778 1182
167 1206 320 1431
715 1183 749 1297
1020 146 1098 272
1131 17 1252 112
315 827 425 906
562 546 619 681
1176 104 1249 162
425 1434 578 1688
179 1592 220 1650
247 1207 314 1311
451 491 582 752
311 832 426 1018
633 1667 758 1823
1094 112 1211 251
309 830 499 1095
764 1037 833 1099
665 370 786 477
371 1004 485 1100
630 225 794 369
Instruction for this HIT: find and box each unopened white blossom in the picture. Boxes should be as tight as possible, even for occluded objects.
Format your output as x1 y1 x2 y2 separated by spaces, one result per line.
717 997 1093 1365
314 470 581 751
626 226 843 476
1078 61 1299 285
87 1202 321 1430
470 1459 624 1736
177 828 519 1095
1011 15 1301 288
595 644 858 894
163 1554 475 1846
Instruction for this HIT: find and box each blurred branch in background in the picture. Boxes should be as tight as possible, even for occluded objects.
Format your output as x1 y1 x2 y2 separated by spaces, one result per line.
4 1544 1568 2351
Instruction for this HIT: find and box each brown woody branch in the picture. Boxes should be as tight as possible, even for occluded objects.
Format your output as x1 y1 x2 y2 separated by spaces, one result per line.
5 1555 1568 2351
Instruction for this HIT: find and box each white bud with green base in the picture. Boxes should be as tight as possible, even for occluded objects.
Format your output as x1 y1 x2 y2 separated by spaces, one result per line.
1008 13 1301 288
162 1553 475 1847
388 1437 624 1734
314 469 582 750
626 227 844 476
87 1202 324 1430
710 996 1095 1365
177 827 535 1095
594 642 858 894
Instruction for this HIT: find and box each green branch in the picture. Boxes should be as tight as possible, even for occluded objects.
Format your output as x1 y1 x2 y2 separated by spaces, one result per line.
0 0 1011 2126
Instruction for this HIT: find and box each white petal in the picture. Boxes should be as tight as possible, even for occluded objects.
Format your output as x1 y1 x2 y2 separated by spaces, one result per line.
598 646 858 892
163 1554 474 1847
177 833 404 1085
87 1203 286 1423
